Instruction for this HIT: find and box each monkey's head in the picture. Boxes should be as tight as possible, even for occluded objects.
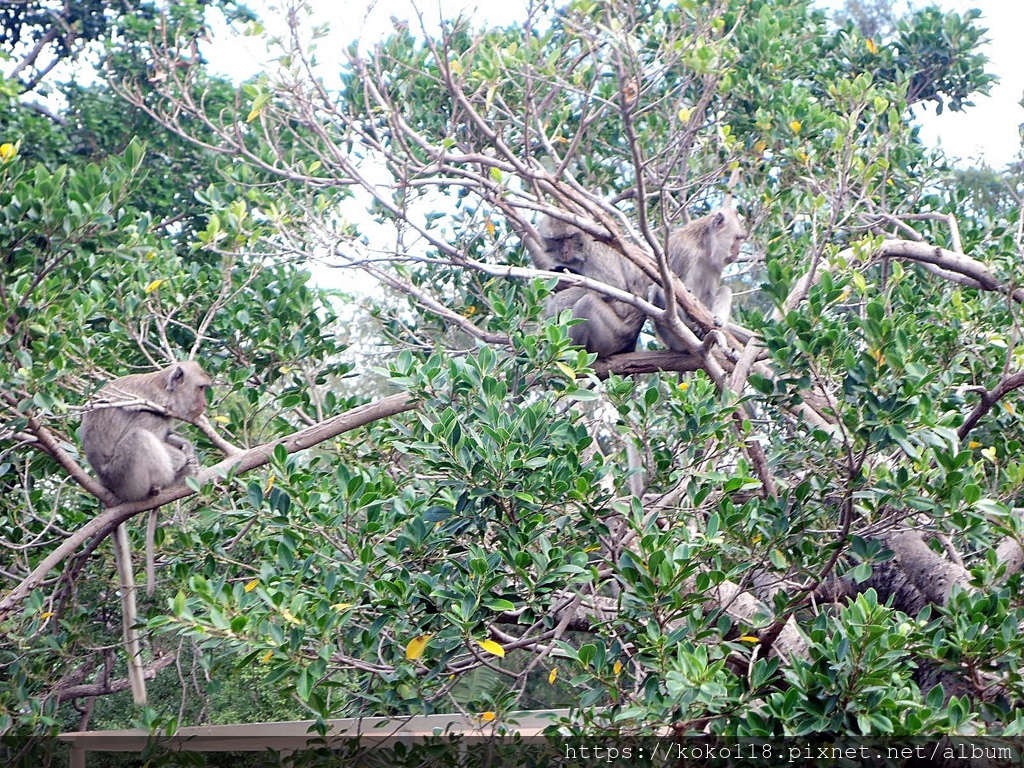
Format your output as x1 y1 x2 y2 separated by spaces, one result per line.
539 216 586 268
162 361 212 421
709 207 747 265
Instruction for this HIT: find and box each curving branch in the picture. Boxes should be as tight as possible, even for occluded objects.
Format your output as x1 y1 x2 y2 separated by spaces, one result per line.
0 393 418 620
957 371 1024 441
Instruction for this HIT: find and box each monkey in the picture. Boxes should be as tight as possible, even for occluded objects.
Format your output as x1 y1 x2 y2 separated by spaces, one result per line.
651 206 747 350
79 360 212 706
80 360 211 502
527 214 652 358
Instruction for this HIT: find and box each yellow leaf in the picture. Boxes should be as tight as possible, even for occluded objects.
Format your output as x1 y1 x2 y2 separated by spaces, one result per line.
968 441 982 449
145 279 164 294
265 475 275 492
789 120 802 134
548 668 557 684
613 660 622 675
40 611 54 619
555 362 577 380
406 634 432 660
865 38 877 54
678 381 690 392
753 139 767 155
282 608 301 625
331 602 352 611
244 579 259 593
1004 402 1015 415
479 711 496 722
213 415 230 424
0 142 17 161
246 107 263 123
678 106 692 123
739 635 760 643
261 650 274 663
485 218 496 237
478 639 505 658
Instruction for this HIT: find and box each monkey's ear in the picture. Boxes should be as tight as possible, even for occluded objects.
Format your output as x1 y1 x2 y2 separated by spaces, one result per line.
167 364 187 391
712 211 726 228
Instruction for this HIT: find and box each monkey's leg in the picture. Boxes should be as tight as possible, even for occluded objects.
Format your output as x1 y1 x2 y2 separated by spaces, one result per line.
145 509 158 599
146 438 196 597
112 524 148 706
104 430 176 501
565 293 644 358
649 285 696 352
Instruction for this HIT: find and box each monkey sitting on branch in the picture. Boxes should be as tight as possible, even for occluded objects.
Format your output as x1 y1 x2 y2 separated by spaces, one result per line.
80 360 211 502
526 214 652 358
651 206 747 349
79 360 212 706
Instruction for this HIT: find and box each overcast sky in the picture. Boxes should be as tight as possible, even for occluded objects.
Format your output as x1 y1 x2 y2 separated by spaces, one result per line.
209 0 1023 167
913 0 1023 167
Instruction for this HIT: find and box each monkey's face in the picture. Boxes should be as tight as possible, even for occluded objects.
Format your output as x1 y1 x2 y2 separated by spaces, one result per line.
166 362 213 421
717 210 747 264
544 232 583 265
728 227 747 263
186 377 212 420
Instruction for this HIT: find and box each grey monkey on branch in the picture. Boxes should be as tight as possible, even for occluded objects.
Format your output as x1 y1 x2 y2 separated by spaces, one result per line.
79 360 212 706
651 206 747 349
526 214 652 358
80 360 211 502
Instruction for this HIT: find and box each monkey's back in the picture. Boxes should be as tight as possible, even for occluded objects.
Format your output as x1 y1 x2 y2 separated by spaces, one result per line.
80 374 174 469
667 217 731 306
585 240 650 297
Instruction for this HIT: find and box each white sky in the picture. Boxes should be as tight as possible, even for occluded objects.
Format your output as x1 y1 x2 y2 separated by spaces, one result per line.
913 0 1024 167
209 0 1023 168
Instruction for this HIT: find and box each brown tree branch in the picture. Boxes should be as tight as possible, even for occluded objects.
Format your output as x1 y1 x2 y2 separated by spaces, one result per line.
957 371 1024 441
56 653 178 703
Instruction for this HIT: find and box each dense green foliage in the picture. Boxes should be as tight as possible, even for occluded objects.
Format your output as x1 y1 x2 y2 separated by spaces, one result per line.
1 0 1022 764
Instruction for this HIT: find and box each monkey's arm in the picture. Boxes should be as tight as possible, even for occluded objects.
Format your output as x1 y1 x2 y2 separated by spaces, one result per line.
165 432 192 451
550 289 644 358
711 286 733 327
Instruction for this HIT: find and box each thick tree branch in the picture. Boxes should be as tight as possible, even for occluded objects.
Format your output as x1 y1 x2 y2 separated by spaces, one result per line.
55 653 177 704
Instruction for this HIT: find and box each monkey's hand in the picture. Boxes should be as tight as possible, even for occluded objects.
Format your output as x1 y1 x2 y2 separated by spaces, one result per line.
166 433 198 477
701 330 722 353
165 432 193 452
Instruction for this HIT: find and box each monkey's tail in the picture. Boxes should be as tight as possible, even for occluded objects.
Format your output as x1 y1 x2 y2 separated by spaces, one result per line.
113 525 148 706
145 509 158 599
